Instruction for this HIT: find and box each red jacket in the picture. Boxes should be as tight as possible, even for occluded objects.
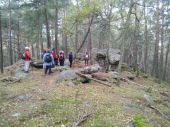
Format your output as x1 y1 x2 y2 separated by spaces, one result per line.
24 50 31 61
52 51 57 59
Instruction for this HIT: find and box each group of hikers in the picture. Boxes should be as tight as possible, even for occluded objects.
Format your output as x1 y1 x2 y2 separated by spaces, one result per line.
22 47 89 75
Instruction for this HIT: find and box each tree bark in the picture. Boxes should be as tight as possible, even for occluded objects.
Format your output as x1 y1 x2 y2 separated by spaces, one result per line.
31 42 35 58
0 9 3 73
163 38 170 81
144 0 148 73
152 0 160 78
55 1 59 52
9 0 13 65
63 7 68 57
132 4 139 72
159 4 164 80
40 24 43 52
44 0 51 48
88 25 92 65
76 15 94 54
75 0 79 52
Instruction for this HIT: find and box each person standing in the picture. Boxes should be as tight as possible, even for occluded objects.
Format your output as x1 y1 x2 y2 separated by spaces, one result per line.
84 52 89 66
24 47 31 73
43 48 54 75
51 48 58 66
69 52 73 68
59 51 65 66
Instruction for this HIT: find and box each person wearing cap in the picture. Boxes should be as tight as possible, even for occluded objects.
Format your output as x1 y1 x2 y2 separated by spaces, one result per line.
24 47 31 73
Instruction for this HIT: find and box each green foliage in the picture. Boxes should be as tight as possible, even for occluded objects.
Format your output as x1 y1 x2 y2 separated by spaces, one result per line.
133 114 151 127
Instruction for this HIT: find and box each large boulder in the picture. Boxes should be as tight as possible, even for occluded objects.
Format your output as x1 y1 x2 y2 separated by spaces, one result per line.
108 49 121 64
57 70 77 82
31 60 43 69
81 64 101 74
95 48 121 71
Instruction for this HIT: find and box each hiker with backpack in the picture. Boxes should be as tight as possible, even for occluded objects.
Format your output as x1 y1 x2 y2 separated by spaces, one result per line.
84 52 89 66
43 48 54 75
41 49 46 59
51 48 58 66
23 47 31 73
69 52 73 68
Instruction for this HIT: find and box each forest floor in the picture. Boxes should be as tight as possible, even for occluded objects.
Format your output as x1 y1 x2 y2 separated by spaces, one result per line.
0 61 170 127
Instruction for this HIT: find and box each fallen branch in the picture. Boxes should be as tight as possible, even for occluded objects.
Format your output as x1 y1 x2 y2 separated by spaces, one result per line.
149 105 170 121
74 114 91 127
76 72 112 87
7 78 21 85
0 76 21 85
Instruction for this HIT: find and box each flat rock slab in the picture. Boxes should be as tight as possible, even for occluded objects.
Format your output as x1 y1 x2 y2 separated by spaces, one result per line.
57 70 77 82
15 69 28 79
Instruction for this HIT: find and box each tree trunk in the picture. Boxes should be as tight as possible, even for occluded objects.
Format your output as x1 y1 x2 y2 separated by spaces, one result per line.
55 2 59 52
36 40 40 59
76 15 94 54
159 5 164 80
75 23 78 52
75 0 79 52
144 0 148 73
163 38 170 81
40 24 43 52
152 0 160 78
116 0 135 86
88 26 92 65
31 42 35 58
9 0 13 65
0 9 3 73
17 16 20 60
63 8 68 57
132 4 138 72
44 0 51 48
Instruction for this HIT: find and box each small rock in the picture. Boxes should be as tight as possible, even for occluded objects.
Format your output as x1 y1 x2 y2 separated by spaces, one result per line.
127 72 135 80
12 113 21 119
143 94 154 106
17 93 32 101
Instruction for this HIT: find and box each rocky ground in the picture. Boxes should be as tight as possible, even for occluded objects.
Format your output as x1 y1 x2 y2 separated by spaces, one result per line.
0 61 170 127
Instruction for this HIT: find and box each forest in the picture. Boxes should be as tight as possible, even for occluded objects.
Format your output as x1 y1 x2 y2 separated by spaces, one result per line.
0 0 170 127
0 0 169 82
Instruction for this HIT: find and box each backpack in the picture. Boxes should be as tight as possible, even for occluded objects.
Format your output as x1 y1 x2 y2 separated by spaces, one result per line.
45 54 52 63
